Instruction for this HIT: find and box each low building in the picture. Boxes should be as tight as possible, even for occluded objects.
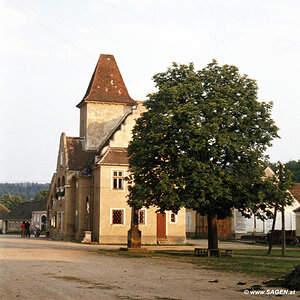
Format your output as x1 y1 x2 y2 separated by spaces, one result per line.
186 168 300 239
0 204 10 233
2 200 47 234
294 207 300 237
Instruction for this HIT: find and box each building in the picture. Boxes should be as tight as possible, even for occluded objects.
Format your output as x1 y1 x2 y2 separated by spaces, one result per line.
0 204 10 233
186 167 300 239
292 183 300 238
2 200 46 234
47 54 186 244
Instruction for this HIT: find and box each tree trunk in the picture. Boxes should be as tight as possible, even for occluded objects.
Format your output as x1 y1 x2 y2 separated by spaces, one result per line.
267 207 278 255
207 213 218 250
281 206 286 256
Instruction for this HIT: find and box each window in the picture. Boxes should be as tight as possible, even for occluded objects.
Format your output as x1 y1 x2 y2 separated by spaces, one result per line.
60 152 64 166
170 212 177 224
51 215 56 228
86 196 90 213
112 170 124 190
111 209 124 224
138 209 146 225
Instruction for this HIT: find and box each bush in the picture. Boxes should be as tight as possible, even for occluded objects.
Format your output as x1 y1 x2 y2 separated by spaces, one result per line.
283 265 300 291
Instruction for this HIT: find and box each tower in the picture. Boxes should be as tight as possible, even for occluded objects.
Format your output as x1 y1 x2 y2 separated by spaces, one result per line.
76 54 136 149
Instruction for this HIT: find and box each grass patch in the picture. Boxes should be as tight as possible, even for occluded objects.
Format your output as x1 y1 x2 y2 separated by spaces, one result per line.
188 256 300 279
97 249 156 258
234 248 300 258
97 248 300 280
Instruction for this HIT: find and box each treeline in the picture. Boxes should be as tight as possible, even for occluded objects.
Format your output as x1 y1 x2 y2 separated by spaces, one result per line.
0 189 49 210
270 160 300 183
0 183 50 200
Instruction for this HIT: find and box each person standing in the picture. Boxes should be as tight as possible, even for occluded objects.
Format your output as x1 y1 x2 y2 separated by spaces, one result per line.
25 221 30 238
20 221 25 237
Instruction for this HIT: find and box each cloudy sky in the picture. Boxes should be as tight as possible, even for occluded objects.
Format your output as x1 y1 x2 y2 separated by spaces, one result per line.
1 0 299 182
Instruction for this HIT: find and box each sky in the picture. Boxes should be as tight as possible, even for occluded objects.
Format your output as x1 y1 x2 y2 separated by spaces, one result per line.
0 0 300 183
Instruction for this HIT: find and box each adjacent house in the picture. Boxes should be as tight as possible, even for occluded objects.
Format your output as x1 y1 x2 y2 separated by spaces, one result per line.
186 167 300 239
2 200 46 234
0 204 10 233
47 54 186 244
292 183 300 238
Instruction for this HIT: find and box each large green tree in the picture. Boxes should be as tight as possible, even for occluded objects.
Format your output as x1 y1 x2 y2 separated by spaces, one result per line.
33 189 49 202
0 193 26 210
127 61 279 249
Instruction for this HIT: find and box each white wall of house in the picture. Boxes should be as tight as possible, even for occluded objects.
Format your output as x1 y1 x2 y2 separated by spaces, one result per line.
234 210 297 234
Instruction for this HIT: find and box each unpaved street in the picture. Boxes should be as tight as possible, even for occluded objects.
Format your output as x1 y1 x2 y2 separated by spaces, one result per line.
0 235 294 300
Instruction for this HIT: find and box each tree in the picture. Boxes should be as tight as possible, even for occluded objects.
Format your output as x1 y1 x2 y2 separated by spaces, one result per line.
270 160 300 183
0 193 26 210
33 189 49 202
263 163 294 256
127 61 279 250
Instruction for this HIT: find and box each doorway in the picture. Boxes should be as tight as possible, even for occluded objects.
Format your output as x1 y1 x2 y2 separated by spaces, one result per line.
156 213 166 239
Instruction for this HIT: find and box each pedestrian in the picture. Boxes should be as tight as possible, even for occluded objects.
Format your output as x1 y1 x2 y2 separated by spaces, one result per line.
25 221 30 238
20 221 25 237
34 225 40 238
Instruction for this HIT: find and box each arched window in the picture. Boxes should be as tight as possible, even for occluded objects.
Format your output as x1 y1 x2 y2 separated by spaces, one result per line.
86 196 90 214
62 176 65 187
41 215 47 231
57 177 61 188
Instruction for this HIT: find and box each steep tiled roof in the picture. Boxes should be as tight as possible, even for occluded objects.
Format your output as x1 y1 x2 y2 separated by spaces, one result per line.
99 147 129 165
0 204 10 219
291 183 300 202
77 54 136 107
3 200 46 220
66 137 97 171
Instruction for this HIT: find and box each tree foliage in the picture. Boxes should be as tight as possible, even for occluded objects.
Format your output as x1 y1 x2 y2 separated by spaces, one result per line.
0 193 26 210
0 183 50 200
33 189 49 202
127 61 279 223
270 160 300 183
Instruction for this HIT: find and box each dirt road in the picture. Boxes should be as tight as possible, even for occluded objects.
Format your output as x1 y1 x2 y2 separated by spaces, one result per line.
0 235 294 299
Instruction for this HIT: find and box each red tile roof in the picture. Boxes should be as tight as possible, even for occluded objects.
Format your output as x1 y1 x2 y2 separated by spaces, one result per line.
291 183 300 202
99 147 129 165
66 137 96 171
77 54 136 107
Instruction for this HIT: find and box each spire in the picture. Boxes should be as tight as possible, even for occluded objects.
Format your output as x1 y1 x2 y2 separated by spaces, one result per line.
77 54 136 107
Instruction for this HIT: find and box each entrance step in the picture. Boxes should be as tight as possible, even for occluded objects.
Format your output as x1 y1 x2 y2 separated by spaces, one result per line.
157 238 169 245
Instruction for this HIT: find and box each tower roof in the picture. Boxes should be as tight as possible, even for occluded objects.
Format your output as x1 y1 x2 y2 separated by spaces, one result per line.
77 54 136 107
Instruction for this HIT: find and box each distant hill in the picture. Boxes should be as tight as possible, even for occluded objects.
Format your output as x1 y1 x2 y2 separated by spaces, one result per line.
0 183 50 200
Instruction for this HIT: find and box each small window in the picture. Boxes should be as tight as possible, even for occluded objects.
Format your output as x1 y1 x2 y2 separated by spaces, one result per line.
170 213 177 224
138 210 146 225
112 170 124 190
60 152 64 166
112 209 124 224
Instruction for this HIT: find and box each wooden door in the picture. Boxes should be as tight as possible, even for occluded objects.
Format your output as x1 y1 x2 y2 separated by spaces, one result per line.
157 213 166 238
